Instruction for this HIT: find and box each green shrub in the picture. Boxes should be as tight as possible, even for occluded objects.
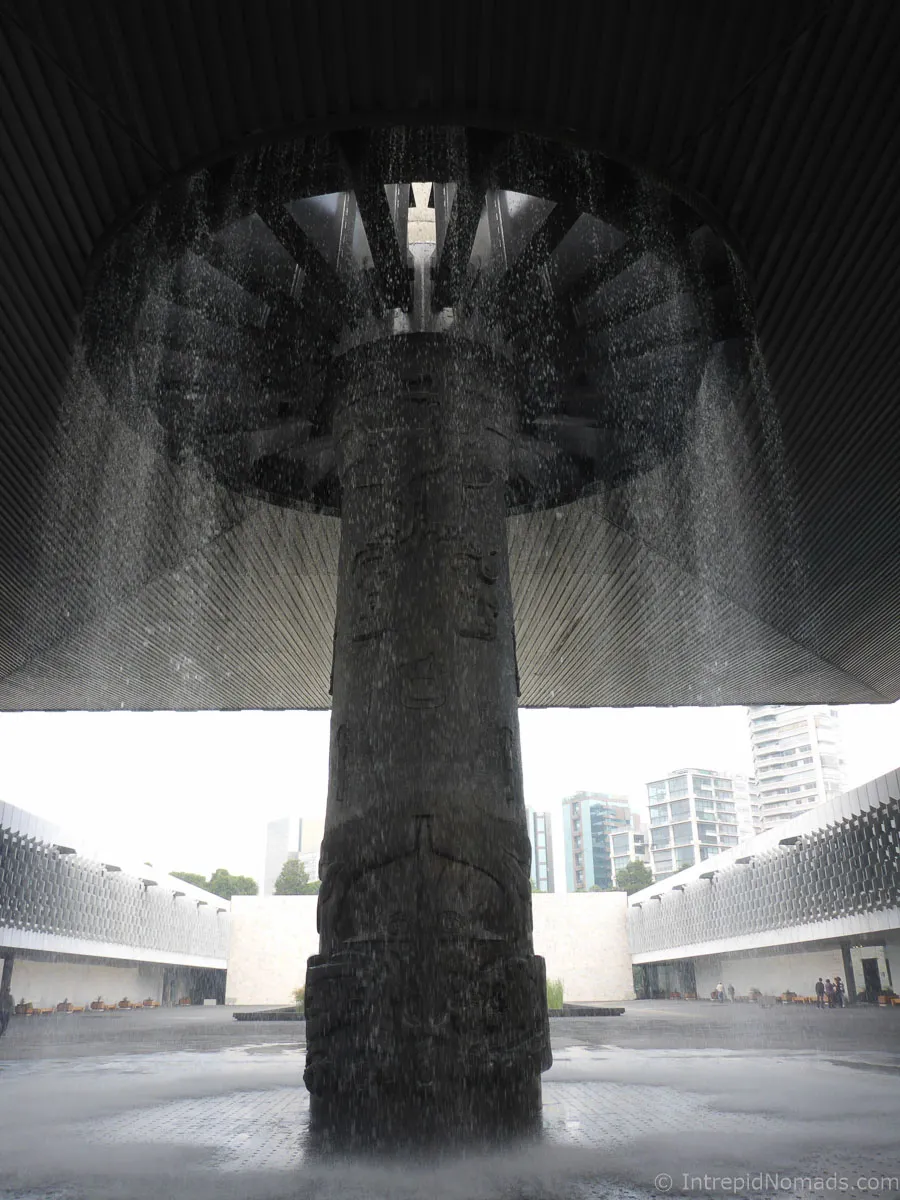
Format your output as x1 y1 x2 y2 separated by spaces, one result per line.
292 986 305 1014
547 978 564 1011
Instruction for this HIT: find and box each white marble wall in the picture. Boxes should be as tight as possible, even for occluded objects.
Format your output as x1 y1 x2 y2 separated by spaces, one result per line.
226 891 635 1006
225 896 319 1006
3 956 163 1009
531 891 634 1002
693 947 845 999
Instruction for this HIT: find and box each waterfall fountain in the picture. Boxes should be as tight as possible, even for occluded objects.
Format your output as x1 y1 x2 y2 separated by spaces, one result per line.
83 126 751 1144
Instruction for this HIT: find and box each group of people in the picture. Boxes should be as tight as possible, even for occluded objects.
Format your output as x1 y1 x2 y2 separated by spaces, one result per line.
814 975 846 1008
709 978 848 1006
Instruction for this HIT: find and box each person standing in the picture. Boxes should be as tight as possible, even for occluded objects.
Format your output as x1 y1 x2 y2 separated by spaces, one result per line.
716 981 725 1003
815 978 826 1009
727 984 735 1003
824 978 835 1008
834 976 845 1008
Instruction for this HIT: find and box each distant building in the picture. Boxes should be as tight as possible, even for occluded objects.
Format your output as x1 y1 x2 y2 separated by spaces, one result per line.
562 792 632 891
0 802 229 1010
525 807 555 892
647 768 750 879
748 705 846 829
628 767 900 1006
732 773 762 841
263 817 325 896
609 826 650 883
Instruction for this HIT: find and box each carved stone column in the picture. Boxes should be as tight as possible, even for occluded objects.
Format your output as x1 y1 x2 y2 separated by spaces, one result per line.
304 334 551 1144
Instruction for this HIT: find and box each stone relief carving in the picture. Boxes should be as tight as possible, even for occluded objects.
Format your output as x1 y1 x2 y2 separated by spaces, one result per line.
399 654 446 709
313 344 546 1131
475 723 523 809
351 540 394 641
499 725 520 806
331 723 351 804
330 724 372 806
304 811 551 1099
454 543 501 640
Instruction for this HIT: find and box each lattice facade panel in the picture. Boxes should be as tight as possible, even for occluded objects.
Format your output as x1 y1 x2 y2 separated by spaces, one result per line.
629 772 900 957
0 804 229 964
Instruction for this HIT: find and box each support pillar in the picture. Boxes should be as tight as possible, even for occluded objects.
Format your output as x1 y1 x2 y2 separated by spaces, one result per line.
304 335 550 1144
1 951 14 997
841 943 858 1006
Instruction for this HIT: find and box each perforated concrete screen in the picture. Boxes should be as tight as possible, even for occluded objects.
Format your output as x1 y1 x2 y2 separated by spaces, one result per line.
0 804 228 965
628 771 900 959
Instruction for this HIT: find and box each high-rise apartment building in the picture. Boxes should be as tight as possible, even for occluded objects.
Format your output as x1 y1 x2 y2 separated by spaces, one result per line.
562 792 632 891
263 816 325 895
647 768 752 879
608 822 650 883
525 807 555 892
748 705 846 828
733 773 762 841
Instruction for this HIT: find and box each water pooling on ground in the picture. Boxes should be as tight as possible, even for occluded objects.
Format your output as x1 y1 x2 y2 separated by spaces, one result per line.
2 1037 900 1200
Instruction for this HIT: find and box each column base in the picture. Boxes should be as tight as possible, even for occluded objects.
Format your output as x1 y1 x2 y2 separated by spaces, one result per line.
306 1074 543 1151
304 946 550 1147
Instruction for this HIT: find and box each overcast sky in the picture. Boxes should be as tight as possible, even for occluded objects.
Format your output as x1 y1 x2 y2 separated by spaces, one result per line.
1 702 898 891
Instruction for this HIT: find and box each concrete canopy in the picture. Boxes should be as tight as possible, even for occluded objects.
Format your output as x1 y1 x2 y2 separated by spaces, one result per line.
1 0 899 710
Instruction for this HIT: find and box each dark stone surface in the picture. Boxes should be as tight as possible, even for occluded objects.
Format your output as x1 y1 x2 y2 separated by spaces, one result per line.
305 337 550 1143
558 1004 625 1017
233 1007 302 1022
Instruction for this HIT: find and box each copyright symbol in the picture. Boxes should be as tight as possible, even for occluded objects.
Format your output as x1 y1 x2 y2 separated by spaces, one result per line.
655 1174 673 1192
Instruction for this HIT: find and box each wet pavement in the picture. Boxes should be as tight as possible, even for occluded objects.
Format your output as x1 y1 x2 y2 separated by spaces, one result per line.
1 1003 899 1199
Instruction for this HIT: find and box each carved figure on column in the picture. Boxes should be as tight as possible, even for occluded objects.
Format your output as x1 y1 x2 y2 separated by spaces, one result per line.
308 336 549 1145
454 542 501 640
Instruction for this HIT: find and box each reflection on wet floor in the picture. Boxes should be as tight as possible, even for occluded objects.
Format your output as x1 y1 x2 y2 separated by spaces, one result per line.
2 1037 900 1200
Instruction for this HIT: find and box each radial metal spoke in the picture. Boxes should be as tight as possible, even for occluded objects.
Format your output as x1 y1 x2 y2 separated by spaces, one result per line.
484 190 510 273
351 179 410 310
200 419 315 465
192 244 331 356
565 327 704 382
499 200 582 301
561 240 651 309
384 184 410 265
256 200 358 327
431 178 485 309
605 322 703 366
135 323 262 361
578 275 687 333
151 262 264 331
194 238 309 330
431 131 506 310
335 132 410 311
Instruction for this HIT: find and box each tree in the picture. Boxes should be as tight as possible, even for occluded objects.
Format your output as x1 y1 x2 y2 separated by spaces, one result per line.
170 868 258 899
615 859 653 895
274 858 320 895
171 871 209 891
205 868 258 900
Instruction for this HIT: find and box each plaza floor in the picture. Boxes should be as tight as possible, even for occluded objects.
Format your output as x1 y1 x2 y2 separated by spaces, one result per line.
1 1002 899 1200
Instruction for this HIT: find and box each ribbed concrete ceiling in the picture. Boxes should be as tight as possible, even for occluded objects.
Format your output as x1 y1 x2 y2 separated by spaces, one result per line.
1 0 899 710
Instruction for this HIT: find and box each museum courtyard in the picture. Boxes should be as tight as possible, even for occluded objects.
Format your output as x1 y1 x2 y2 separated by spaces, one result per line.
2 1002 900 1200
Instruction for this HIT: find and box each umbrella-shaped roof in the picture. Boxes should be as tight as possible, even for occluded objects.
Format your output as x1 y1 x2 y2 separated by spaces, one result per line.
1 1 899 709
